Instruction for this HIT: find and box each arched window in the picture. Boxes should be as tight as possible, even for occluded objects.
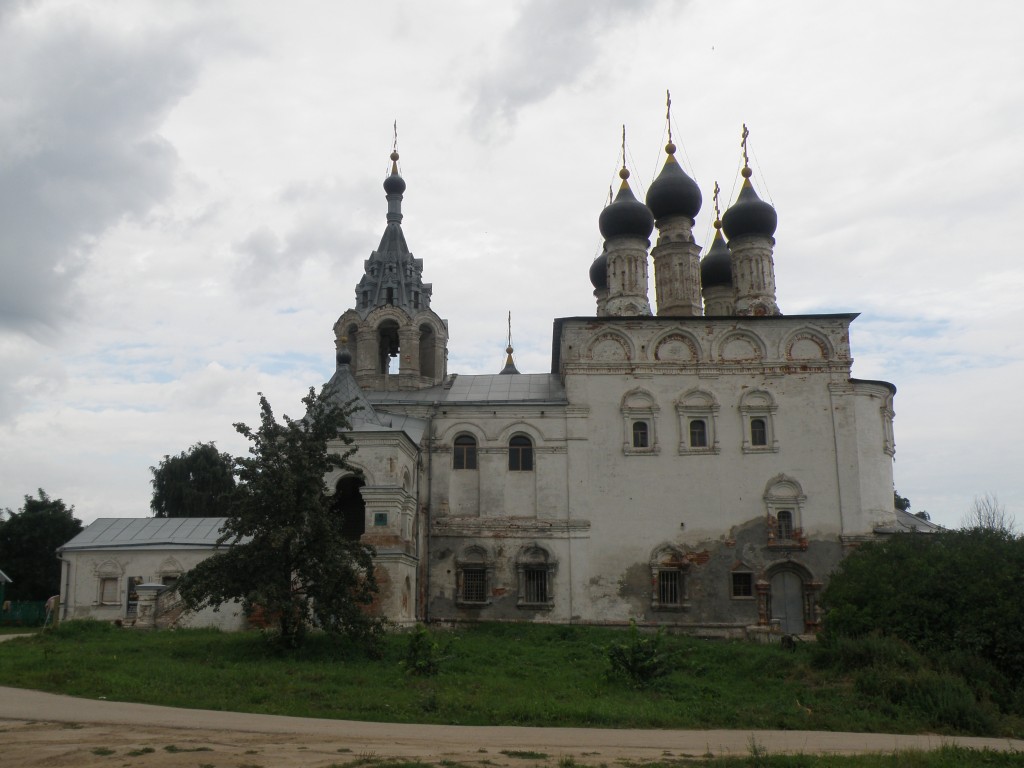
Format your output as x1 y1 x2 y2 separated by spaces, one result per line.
456 546 492 606
689 419 707 448
508 435 533 471
632 421 649 448
750 418 768 446
333 476 366 541
453 434 477 470
740 390 778 453
650 546 689 610
676 389 719 455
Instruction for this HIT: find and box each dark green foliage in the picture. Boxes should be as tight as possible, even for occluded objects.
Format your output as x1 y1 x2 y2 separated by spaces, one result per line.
176 387 379 649
150 441 236 518
0 489 82 600
821 529 1024 692
893 490 910 512
606 619 674 688
401 624 448 677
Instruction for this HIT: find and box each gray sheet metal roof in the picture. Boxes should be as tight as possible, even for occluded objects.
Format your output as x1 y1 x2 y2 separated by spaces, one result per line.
370 373 566 405
59 517 230 552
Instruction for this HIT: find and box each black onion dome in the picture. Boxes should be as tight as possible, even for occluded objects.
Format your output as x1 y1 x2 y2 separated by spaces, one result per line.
700 226 732 288
599 171 655 240
336 344 352 366
721 174 777 239
383 150 406 195
589 251 608 290
645 146 701 221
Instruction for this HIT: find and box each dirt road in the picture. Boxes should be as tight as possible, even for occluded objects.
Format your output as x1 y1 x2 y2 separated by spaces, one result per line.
1 686 1023 767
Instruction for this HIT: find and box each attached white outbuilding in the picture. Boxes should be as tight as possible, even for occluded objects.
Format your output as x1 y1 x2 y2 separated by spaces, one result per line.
57 517 245 630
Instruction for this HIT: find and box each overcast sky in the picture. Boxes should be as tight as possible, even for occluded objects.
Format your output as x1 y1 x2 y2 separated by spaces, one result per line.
1 0 1021 530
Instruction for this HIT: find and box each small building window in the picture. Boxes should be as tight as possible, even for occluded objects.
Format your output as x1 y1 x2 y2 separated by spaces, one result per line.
731 572 754 598
750 418 768 447
650 546 689 610
621 389 660 455
676 389 719 455
99 577 119 604
523 568 548 604
361 290 369 307
516 545 556 608
740 390 778 453
658 569 682 606
461 567 487 603
508 435 533 471
453 434 478 470
386 287 394 305
632 421 649 448
456 546 493 607
777 510 794 540
689 419 707 448
413 291 420 309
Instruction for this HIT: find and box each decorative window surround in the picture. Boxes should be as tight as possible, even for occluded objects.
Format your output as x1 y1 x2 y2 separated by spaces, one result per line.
516 545 556 609
456 546 493 607
621 389 660 455
650 545 690 610
740 390 779 454
676 389 720 454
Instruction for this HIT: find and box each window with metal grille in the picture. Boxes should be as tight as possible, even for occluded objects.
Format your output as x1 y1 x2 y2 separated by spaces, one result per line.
453 434 477 470
750 418 768 446
461 567 487 603
523 567 548 604
689 419 707 447
508 435 534 471
732 572 754 598
658 569 682 606
632 421 649 448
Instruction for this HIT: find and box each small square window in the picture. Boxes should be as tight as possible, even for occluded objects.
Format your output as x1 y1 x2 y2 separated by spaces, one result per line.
374 512 388 527
731 572 754 598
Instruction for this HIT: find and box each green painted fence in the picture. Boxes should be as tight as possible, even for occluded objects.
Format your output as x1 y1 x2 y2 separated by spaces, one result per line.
0 600 47 627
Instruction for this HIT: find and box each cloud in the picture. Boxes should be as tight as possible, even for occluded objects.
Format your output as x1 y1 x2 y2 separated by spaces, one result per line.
0 4 203 337
467 0 660 140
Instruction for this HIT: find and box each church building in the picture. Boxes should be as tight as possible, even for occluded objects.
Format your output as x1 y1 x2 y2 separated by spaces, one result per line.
322 128 901 637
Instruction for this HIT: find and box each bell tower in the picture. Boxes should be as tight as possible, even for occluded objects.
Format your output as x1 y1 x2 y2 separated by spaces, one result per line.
333 142 449 390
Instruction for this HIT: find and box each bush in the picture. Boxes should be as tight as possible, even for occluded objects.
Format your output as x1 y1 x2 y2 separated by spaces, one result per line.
606 619 674 688
821 529 1024 688
400 623 448 677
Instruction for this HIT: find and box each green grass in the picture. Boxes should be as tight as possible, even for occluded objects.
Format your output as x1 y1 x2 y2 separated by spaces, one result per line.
0 621 1021 739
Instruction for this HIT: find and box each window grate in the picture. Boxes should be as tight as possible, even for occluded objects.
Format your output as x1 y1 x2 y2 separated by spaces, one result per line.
732 572 753 598
523 568 548 604
462 568 486 603
658 569 681 606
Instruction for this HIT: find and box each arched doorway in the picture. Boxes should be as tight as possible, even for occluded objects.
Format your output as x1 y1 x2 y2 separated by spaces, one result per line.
769 569 805 634
334 476 366 541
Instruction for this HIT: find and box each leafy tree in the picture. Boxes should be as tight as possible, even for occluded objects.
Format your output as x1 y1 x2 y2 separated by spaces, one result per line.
893 490 911 512
822 528 1024 687
0 490 83 600
150 442 236 518
177 387 379 648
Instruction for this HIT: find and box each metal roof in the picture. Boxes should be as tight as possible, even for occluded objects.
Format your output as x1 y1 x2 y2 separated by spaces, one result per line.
58 517 230 552
369 373 566 405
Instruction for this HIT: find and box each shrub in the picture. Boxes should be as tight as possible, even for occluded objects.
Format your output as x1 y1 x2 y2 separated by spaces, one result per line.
606 619 674 688
400 623 448 677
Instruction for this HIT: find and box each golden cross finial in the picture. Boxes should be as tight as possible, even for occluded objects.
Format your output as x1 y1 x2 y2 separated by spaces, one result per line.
713 181 721 221
608 184 613 205
621 124 626 170
507 311 513 348
741 123 750 169
393 120 398 152
666 89 673 144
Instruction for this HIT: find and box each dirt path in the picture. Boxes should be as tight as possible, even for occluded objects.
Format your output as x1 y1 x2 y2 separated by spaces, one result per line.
1 686 1022 767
